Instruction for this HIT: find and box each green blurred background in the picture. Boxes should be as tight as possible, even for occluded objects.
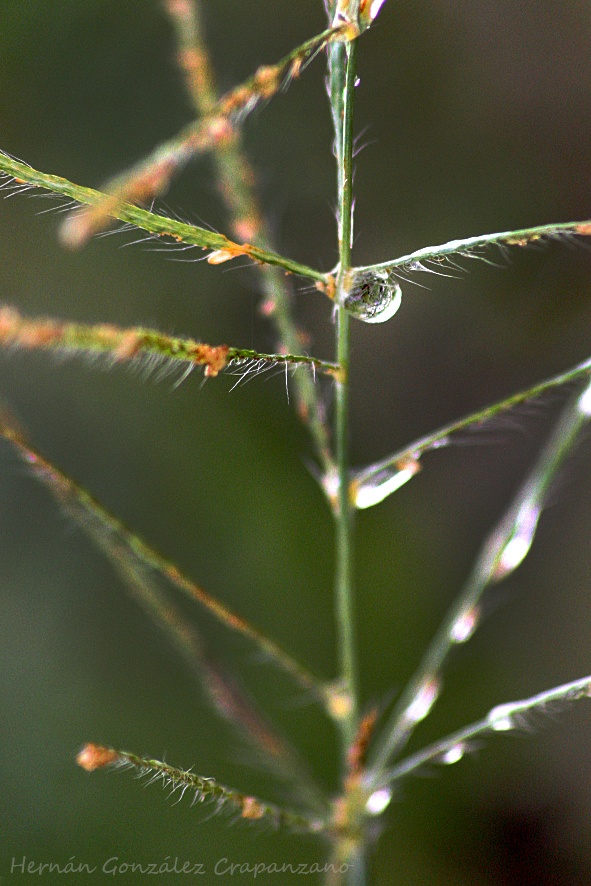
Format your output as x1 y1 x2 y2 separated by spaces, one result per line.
1 1 591 883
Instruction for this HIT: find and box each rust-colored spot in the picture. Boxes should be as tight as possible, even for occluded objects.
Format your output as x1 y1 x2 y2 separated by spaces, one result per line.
207 240 251 265
253 65 280 99
220 86 250 116
241 796 265 820
290 57 303 79
319 275 336 301
77 743 118 772
194 344 229 377
166 0 192 18
347 708 378 777
296 401 310 422
575 223 591 236
259 298 276 317
0 306 21 341
233 215 261 244
18 321 61 348
114 330 143 361
206 116 236 147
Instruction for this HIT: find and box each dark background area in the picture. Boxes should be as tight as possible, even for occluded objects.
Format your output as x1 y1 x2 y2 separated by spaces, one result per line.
1 2 591 883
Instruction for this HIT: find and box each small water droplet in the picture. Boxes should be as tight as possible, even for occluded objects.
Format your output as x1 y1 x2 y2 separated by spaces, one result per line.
365 787 392 815
405 677 439 724
577 377 591 416
441 743 466 765
353 459 420 509
494 503 540 580
344 270 402 324
450 606 479 643
487 702 515 732
321 468 340 508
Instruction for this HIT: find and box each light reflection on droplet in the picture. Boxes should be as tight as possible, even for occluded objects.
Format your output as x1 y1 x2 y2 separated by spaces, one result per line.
405 677 439 724
321 468 339 508
494 503 541 580
450 607 479 644
441 743 465 765
344 270 402 324
365 786 392 816
577 378 591 416
353 459 420 509
487 702 515 732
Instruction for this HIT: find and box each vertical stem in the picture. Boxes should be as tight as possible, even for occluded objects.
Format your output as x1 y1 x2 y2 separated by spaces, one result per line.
330 36 359 754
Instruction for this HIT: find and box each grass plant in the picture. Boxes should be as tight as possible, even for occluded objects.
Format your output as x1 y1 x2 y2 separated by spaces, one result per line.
1 2 591 883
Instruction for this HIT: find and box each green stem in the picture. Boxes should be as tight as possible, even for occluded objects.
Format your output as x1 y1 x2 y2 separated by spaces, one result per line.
352 355 591 509
332 38 359 754
0 152 328 284
0 305 339 378
365 378 591 782
378 672 591 788
354 218 591 276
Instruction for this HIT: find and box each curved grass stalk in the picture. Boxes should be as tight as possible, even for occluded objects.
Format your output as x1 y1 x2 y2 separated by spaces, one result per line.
377 673 591 789
365 376 591 784
77 744 328 834
84 511 328 814
165 0 335 475
354 219 591 278
0 152 328 284
0 306 339 379
352 355 591 509
58 20 356 247
0 414 332 711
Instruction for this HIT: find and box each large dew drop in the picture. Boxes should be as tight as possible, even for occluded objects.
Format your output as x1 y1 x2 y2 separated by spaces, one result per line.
344 269 402 324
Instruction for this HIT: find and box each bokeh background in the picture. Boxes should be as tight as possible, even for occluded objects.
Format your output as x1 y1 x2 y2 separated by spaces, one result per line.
1 1 591 883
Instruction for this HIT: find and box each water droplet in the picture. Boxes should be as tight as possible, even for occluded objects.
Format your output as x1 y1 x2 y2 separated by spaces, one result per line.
405 677 439 724
353 458 420 509
494 503 540 580
344 270 402 324
487 703 515 732
321 468 340 508
365 787 392 815
577 377 591 416
441 743 466 765
450 606 479 643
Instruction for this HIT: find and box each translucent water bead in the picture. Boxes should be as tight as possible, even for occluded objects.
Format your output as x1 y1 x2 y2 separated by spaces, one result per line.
343 269 402 324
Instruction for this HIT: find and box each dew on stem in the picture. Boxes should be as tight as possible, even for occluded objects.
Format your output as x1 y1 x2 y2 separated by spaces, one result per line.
342 268 402 324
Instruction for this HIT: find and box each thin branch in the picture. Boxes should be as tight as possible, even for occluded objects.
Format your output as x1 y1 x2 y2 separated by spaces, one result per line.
164 0 336 475
375 673 591 789
354 219 591 278
77 744 328 833
0 306 339 379
352 354 591 509
0 415 332 710
58 21 357 246
365 377 591 782
0 152 328 284
91 517 328 813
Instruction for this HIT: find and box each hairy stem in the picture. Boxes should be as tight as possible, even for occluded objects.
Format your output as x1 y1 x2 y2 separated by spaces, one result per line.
0 152 328 284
